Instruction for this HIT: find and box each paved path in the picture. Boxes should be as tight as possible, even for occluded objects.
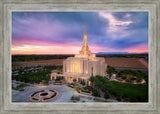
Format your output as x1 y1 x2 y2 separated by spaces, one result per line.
12 84 76 102
12 81 118 102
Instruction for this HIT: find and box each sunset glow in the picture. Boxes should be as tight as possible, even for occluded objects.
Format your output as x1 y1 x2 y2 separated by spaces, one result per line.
12 12 148 55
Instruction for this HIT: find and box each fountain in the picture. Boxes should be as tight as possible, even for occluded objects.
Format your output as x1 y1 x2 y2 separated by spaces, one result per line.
29 89 59 102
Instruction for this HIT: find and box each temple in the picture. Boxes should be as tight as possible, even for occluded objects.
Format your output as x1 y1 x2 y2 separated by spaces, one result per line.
62 27 107 84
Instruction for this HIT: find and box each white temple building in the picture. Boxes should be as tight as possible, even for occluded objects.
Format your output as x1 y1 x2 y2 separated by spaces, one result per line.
62 27 107 84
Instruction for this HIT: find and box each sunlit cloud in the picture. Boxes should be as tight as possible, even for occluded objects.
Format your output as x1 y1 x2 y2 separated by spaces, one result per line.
99 12 134 39
12 43 148 55
12 12 148 54
90 44 148 54
12 44 114 55
12 45 81 55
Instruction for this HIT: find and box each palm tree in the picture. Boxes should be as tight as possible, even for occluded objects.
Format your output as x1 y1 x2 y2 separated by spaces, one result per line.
89 76 95 87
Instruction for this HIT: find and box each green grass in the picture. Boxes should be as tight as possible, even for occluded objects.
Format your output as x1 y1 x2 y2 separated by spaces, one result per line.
89 75 148 102
108 81 148 102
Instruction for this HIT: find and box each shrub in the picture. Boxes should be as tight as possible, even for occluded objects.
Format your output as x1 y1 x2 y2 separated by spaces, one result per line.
82 100 85 103
75 96 80 101
104 92 110 99
55 76 64 81
122 93 127 99
117 96 121 101
107 66 116 75
130 77 136 80
73 78 76 82
41 80 47 84
70 96 74 100
122 76 126 80
92 90 100 97
74 86 80 93
70 96 80 101
125 78 129 82
80 80 85 85
129 96 137 102
136 78 142 82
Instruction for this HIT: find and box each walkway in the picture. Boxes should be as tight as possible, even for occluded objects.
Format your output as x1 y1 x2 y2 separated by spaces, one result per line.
12 84 76 102
12 81 118 102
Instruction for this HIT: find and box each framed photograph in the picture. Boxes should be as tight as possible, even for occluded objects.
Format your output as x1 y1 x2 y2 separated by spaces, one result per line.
0 0 160 114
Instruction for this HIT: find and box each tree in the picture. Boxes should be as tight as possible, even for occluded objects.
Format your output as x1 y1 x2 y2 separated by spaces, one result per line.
89 76 95 87
104 92 110 99
107 66 116 76
80 80 85 85
92 90 100 97
73 78 76 82
117 96 121 101
94 78 102 89
70 96 74 100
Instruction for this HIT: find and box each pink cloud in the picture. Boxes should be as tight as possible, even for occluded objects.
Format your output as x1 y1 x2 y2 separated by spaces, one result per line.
124 44 148 53
12 38 148 55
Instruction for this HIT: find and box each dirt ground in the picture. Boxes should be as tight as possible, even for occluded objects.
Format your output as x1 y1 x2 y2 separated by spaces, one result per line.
13 58 148 69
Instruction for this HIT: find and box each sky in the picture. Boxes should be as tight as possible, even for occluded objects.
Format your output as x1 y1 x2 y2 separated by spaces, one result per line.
12 12 148 55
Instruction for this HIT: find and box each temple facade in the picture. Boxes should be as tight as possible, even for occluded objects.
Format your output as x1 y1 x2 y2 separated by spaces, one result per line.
62 27 107 84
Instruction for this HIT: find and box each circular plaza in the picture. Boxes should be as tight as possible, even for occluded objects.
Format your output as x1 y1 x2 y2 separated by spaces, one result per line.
12 84 76 102
29 89 59 102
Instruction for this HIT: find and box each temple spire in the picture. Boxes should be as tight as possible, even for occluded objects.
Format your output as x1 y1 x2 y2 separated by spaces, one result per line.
82 26 89 51
75 26 92 58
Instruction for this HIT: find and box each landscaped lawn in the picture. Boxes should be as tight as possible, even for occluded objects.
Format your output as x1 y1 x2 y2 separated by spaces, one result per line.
89 75 148 102
108 81 148 102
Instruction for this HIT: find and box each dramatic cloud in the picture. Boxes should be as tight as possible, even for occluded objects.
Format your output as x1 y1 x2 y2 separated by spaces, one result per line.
12 12 148 54
99 12 134 39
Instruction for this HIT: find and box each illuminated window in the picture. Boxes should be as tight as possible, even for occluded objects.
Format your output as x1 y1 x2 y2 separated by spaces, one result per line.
74 63 78 73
